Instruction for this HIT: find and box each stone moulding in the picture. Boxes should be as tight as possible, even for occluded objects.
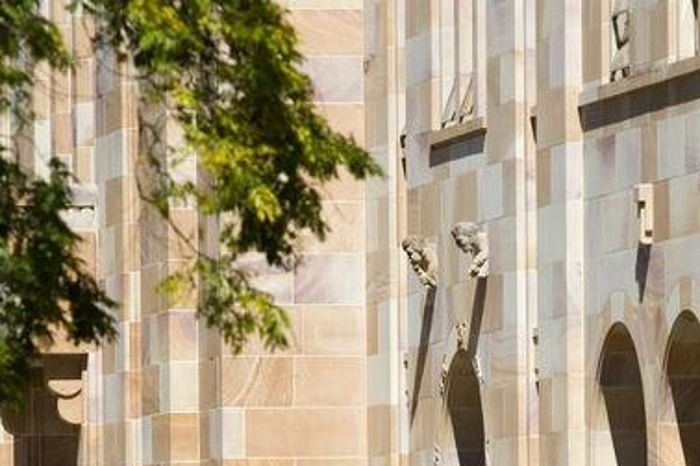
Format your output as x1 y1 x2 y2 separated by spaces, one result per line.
430 116 486 149
451 222 489 278
579 56 700 131
402 235 437 289
64 185 98 230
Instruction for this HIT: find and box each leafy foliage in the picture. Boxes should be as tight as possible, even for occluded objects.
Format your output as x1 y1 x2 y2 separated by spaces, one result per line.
77 0 381 352
0 1 116 406
0 158 116 405
0 0 379 401
0 1 71 121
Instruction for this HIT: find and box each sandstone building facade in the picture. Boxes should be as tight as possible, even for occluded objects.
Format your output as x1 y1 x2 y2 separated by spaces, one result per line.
3 0 700 465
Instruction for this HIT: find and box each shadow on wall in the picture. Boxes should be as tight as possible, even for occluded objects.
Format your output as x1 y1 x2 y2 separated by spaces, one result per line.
410 288 437 426
578 66 700 131
466 278 487 357
446 350 485 466
635 243 651 303
409 277 488 427
666 310 700 466
599 323 647 466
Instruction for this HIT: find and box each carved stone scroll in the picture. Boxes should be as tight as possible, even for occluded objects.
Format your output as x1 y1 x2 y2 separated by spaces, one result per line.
44 354 87 425
402 235 438 289
451 222 489 278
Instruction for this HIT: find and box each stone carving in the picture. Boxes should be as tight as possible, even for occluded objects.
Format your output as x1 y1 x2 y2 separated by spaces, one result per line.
438 354 449 399
457 76 476 123
442 76 476 127
432 444 442 466
44 355 87 425
635 183 654 245
402 236 437 289
455 321 469 351
441 80 459 128
47 379 84 424
610 0 630 81
472 354 486 386
451 222 489 278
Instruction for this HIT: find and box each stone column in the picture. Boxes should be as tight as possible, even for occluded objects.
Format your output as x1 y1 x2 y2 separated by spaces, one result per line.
536 0 586 465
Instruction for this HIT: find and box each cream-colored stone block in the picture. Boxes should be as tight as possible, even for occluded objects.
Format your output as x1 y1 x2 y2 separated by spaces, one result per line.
291 9 362 55
293 357 364 406
220 408 245 460
300 201 364 253
657 114 686 180
304 56 363 103
670 173 700 237
167 312 198 361
295 254 364 304
53 113 73 153
221 357 292 407
75 102 95 146
170 413 201 461
222 460 294 466
245 409 364 457
301 306 364 355
164 362 199 412
317 103 365 145
322 169 365 202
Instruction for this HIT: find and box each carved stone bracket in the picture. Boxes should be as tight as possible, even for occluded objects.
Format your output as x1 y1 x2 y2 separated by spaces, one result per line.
451 222 489 278
43 354 87 425
438 354 449 399
635 183 654 244
402 235 437 289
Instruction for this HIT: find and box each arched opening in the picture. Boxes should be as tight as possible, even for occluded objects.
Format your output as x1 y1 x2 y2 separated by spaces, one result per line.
666 310 700 465
446 350 485 466
598 323 647 466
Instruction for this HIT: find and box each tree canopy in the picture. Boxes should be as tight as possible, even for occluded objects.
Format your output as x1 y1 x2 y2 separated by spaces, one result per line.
0 0 379 404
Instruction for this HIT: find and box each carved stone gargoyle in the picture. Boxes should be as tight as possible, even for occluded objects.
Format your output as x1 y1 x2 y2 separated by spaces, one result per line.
401 235 437 289
451 222 489 278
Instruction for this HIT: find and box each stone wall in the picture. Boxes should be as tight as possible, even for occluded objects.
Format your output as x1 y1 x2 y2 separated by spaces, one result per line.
6 1 700 465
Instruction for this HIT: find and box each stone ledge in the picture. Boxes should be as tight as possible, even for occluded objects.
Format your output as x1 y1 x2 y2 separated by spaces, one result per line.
578 56 700 131
580 55 700 106
430 117 487 149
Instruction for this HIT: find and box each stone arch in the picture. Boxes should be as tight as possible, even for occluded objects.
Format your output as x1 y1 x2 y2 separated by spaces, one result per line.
663 278 700 338
598 322 647 466
665 310 700 465
445 349 485 466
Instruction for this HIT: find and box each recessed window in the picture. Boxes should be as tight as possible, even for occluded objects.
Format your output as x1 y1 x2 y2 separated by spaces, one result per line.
610 1 631 81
